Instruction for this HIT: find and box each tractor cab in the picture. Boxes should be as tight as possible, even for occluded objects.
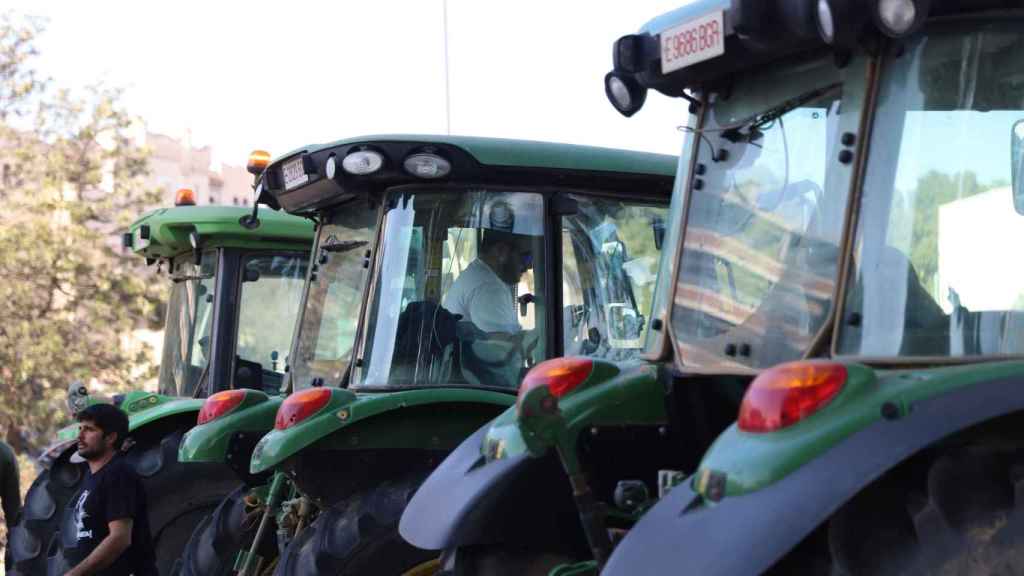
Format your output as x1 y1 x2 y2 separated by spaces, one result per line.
257 137 673 399
595 1 1024 574
128 196 313 399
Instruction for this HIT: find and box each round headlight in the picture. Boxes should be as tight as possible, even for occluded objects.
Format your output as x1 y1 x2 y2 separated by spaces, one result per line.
604 72 647 118
876 0 917 37
816 0 835 44
404 153 451 179
342 150 384 176
608 76 632 111
325 155 337 179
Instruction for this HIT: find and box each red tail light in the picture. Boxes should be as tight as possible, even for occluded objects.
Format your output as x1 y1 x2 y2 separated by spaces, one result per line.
738 362 847 433
517 357 594 411
197 390 247 425
275 388 332 430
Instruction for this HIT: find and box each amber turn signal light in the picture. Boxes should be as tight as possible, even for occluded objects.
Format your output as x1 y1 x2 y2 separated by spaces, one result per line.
247 149 272 175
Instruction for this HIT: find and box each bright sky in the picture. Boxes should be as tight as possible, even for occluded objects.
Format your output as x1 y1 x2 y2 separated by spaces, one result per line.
9 0 690 168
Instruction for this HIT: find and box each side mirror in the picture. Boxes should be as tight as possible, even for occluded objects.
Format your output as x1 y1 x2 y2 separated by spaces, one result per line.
605 303 644 349
652 217 665 251
1012 120 1024 215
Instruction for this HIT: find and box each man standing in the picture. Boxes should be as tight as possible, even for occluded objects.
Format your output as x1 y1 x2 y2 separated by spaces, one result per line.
65 404 156 576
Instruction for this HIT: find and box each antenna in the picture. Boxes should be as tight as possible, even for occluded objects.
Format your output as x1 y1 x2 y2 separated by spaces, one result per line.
443 0 451 135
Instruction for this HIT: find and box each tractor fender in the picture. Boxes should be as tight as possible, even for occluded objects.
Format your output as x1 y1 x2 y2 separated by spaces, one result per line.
126 397 205 429
251 387 514 473
399 424 534 550
44 398 204 466
603 374 1024 575
179 395 280 463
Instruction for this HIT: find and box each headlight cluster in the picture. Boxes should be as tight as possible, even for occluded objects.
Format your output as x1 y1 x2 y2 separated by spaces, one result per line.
324 149 450 179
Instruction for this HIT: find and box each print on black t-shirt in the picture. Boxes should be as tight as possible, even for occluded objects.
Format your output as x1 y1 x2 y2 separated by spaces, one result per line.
65 456 157 576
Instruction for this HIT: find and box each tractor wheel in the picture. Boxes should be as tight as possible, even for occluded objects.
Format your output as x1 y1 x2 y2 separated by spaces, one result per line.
7 450 85 576
46 429 237 575
442 546 576 576
275 474 439 576
798 444 1024 575
177 484 269 576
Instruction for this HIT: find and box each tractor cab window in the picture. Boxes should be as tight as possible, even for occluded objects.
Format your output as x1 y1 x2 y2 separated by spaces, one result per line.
838 21 1024 358
290 206 378 389
356 189 545 389
670 55 851 370
562 195 667 361
159 251 217 397
234 252 309 393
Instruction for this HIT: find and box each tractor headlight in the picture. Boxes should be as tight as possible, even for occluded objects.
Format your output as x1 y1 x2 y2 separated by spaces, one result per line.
604 72 647 118
873 0 928 38
342 150 384 176
403 153 451 179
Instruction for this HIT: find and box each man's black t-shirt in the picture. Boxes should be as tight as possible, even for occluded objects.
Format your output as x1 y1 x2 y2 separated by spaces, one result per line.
67 456 157 576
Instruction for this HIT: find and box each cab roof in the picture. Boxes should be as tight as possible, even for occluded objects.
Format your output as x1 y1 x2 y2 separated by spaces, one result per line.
127 205 314 259
273 134 677 177
258 134 678 214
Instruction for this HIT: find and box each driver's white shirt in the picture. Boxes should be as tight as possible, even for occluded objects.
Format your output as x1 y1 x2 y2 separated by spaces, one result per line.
443 259 520 333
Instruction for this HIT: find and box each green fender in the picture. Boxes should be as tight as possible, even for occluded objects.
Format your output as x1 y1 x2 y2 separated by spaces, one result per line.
692 361 1024 502
56 393 203 441
251 388 515 474
179 393 282 463
488 360 665 473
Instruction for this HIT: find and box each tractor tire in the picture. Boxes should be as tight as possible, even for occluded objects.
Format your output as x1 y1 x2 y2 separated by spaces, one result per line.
7 450 85 576
274 474 439 576
443 546 576 576
789 444 1024 575
45 430 237 575
177 485 258 576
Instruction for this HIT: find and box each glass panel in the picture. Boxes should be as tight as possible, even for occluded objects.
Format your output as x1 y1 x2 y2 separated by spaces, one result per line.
671 56 850 369
562 196 667 361
158 251 216 397
357 189 545 389
235 252 309 393
291 206 378 389
838 22 1024 358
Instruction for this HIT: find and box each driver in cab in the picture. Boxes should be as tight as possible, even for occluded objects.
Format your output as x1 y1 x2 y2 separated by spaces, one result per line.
443 228 532 335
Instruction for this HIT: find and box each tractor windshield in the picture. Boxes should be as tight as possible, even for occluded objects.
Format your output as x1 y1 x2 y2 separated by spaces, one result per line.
837 20 1024 359
354 189 546 390
670 55 853 370
159 251 217 396
290 205 378 389
234 252 309 393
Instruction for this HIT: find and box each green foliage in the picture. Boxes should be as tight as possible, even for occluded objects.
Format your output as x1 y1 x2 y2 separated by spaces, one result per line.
896 170 987 298
0 12 164 451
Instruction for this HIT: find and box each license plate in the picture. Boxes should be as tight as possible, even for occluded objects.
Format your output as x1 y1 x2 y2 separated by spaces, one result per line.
660 10 725 75
282 157 309 191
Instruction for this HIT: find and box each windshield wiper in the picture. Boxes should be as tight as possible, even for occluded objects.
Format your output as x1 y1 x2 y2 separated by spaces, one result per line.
721 83 841 143
171 273 214 283
321 237 369 253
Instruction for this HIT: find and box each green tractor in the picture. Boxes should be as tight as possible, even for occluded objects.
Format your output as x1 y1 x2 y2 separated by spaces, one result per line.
406 0 1024 574
174 135 676 575
8 194 314 575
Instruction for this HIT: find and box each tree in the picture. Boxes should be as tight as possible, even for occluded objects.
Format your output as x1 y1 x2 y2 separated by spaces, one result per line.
0 12 164 451
900 170 986 297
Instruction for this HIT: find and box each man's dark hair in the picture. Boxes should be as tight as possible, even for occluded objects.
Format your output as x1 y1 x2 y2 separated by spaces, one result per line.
77 404 130 450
